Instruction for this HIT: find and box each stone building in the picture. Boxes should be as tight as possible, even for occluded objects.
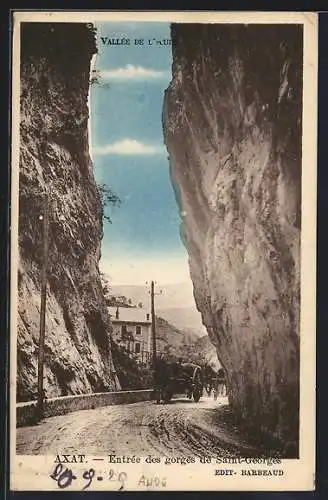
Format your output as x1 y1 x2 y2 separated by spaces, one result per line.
108 306 152 364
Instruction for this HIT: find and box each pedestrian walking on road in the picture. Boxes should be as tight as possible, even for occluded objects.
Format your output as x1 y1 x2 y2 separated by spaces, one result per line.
213 368 226 400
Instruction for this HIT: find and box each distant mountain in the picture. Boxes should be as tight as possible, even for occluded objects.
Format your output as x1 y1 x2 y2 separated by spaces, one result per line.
156 316 220 369
157 307 206 338
110 282 195 309
155 316 197 359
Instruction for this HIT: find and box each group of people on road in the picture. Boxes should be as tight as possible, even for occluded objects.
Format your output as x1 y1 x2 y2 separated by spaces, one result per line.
211 368 227 400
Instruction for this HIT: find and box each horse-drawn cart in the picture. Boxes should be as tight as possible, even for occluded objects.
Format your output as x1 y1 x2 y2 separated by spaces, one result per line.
154 360 203 403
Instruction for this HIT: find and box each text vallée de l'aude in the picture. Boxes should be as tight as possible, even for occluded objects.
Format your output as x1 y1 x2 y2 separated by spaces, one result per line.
99 37 171 47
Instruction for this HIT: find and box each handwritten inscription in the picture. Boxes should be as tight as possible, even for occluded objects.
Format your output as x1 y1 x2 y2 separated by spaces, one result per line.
138 475 167 488
50 464 77 489
50 463 128 490
49 463 166 491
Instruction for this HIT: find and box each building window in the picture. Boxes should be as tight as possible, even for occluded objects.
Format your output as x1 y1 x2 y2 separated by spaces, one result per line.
135 343 141 354
136 325 141 335
121 325 127 338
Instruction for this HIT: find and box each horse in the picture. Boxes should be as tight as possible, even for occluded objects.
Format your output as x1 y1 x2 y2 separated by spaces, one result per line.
179 362 203 400
201 364 217 395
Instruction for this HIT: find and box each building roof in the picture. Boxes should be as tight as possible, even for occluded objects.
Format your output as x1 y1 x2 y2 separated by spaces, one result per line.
108 306 151 324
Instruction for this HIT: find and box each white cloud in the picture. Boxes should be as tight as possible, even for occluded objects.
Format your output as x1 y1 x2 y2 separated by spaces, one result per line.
93 138 165 156
99 64 169 81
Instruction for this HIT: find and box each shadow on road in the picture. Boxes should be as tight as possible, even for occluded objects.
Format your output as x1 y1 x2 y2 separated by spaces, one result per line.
154 396 220 405
154 398 194 405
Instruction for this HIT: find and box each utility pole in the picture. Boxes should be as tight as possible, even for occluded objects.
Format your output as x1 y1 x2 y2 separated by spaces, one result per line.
37 193 49 420
147 280 163 391
150 280 156 368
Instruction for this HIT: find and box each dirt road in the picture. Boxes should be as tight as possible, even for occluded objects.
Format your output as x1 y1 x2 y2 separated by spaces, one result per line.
16 396 259 457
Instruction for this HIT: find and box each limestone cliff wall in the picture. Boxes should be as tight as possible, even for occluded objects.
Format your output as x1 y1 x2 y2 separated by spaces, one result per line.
18 23 116 401
163 24 303 453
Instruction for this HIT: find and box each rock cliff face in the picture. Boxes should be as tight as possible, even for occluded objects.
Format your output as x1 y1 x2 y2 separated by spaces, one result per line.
163 24 302 453
18 23 116 401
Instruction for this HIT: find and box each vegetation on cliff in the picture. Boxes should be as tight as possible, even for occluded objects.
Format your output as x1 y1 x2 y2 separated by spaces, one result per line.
18 23 118 401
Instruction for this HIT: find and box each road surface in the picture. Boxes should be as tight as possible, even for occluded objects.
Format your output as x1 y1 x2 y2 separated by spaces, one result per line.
16 396 259 457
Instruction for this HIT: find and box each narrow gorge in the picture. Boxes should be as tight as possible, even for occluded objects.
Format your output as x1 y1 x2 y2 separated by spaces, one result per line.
163 23 302 453
17 20 303 456
18 23 116 401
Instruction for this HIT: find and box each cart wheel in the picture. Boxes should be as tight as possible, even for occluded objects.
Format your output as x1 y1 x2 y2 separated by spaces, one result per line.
163 388 173 403
155 389 162 403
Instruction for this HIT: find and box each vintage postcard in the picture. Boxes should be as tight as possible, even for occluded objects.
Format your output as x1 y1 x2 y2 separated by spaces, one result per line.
10 11 317 491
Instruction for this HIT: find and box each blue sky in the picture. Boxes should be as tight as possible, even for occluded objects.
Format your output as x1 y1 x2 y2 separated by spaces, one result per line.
91 22 190 285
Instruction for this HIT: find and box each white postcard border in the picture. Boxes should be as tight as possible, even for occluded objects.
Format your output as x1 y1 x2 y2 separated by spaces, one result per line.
10 10 318 491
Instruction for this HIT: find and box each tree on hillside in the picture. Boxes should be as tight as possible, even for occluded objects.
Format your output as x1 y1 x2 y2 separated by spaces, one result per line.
90 69 111 89
100 272 111 297
110 341 153 390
